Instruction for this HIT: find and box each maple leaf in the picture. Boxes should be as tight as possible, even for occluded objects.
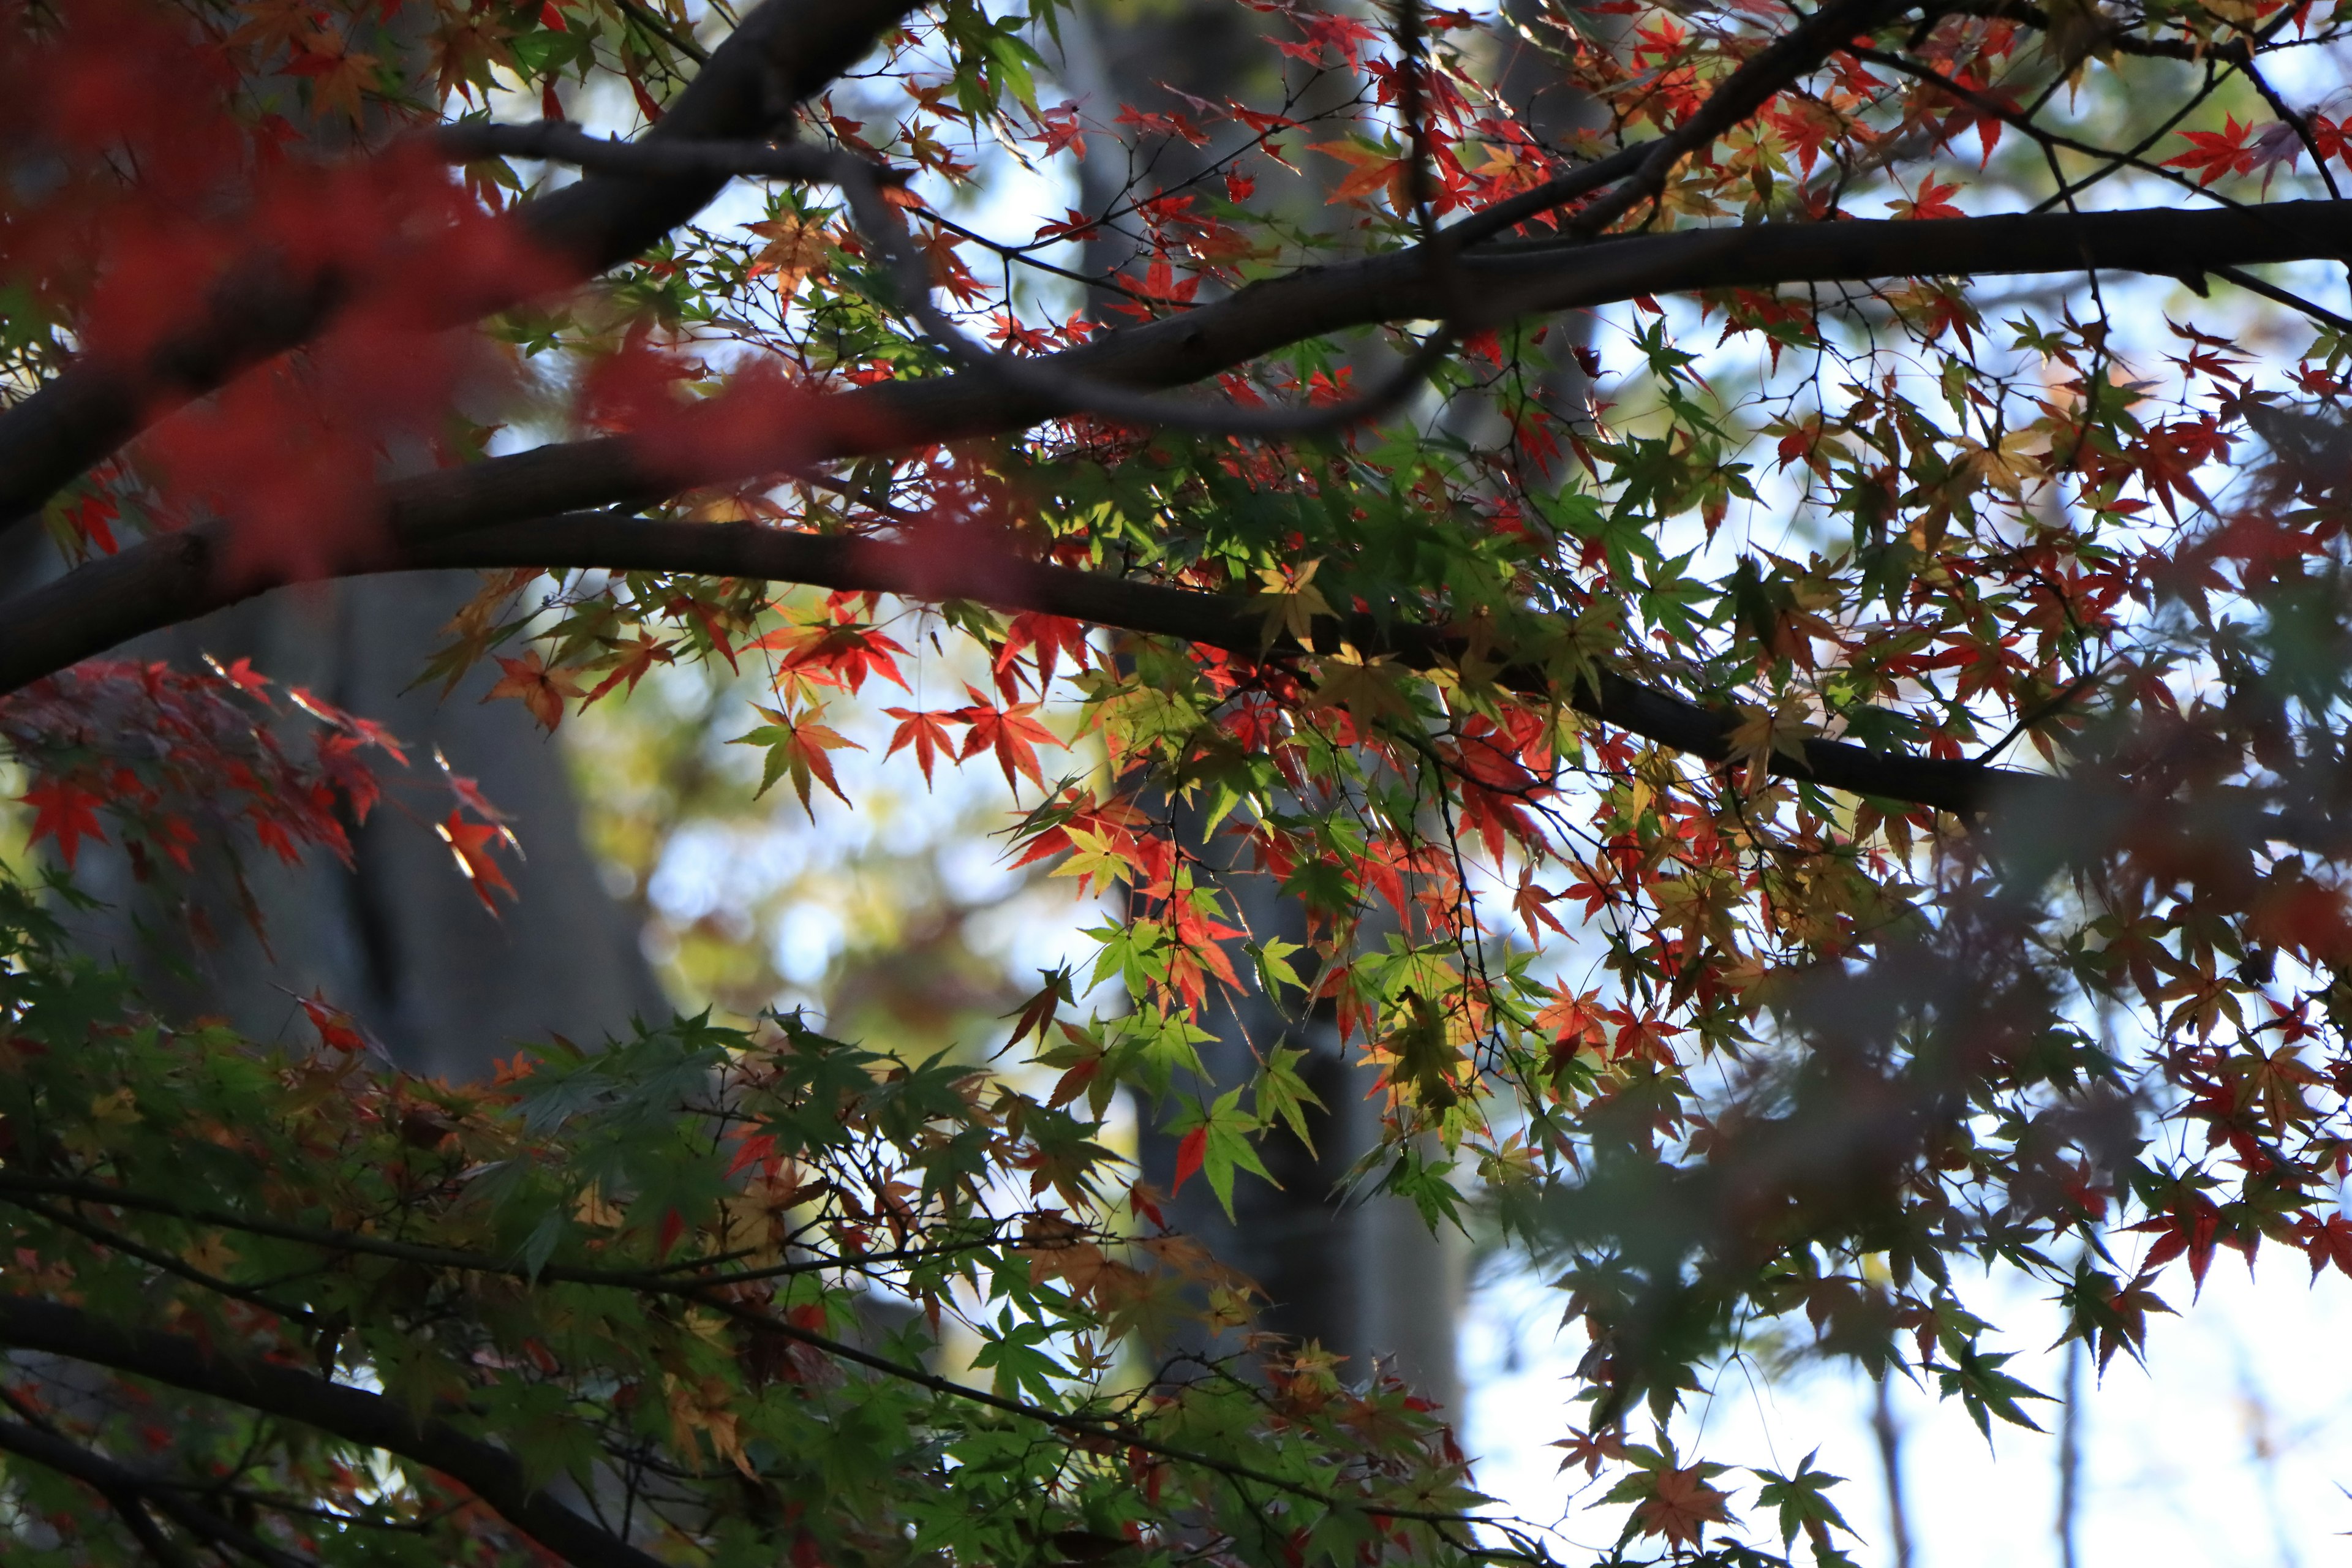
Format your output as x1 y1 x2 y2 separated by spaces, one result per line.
1310 643 1415 735
881 706 958 785
435 747 508 821
1512 865 1568 943
2164 116 2260 187
665 1374 754 1477
1249 558 1335 651
296 990 368 1054
731 703 862 818
484 650 587 732
1309 138 1410 212
756 620 911 696
1047 824 1136 897
1534 984 1612 1055
955 688 1061 793
1378 988 1461 1112
582 635 675 706
22 777 105 869
436 811 518 912
993 612 1090 695
1031 101 1087 159
1164 1088 1272 1219
1553 1426 1627 1477
1724 697 1815 793
231 0 321 57
1005 965 1075 1050
745 214 833 295
282 31 379 125
1608 1461 1733 1548
203 654 273 704
1890 173 1966 221
1752 1452 1855 1554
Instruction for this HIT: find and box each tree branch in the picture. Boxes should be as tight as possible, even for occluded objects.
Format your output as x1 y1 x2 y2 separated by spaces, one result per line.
4 199 2352 707
0 0 921 532
0 507 2031 816
412 514 2031 810
0 1417 312 1568
0 1295 668 1568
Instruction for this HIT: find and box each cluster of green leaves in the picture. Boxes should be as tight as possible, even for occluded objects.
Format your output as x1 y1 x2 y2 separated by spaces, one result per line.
0 873 1495 1566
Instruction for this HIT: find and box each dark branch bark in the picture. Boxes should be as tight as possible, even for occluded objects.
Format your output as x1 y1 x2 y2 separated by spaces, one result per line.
0 508 2034 815
0 0 919 532
0 1295 666 1568
119 511 2352 856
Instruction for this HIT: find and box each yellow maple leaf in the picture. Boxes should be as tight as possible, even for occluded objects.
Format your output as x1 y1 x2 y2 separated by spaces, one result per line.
1956 428 2047 499
1250 558 1335 651
1724 697 1816 794
287 32 379 126
1047 824 1131 897
183 1232 241 1280
1310 643 1415 734
665 1374 753 1476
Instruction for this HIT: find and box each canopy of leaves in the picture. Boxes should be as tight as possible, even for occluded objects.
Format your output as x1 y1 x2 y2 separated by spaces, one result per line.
0 0 2350 1564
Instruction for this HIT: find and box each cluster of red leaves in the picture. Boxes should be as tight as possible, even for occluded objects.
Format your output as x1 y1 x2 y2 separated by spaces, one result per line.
0 657 520 915
0 658 401 877
0 2 582 577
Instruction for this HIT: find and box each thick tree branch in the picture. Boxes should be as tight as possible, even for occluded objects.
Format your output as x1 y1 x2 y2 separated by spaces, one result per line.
0 507 2032 814
4 197 2351 710
0 1295 667 1568
0 0 920 532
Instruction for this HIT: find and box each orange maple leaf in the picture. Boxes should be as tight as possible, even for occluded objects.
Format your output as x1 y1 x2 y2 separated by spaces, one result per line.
484 650 586 732
881 707 958 786
1309 139 1410 213
282 32 379 126
437 811 518 912
1632 1464 1731 1547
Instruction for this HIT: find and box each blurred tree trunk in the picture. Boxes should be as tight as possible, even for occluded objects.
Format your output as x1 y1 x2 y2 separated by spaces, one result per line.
1064 0 1463 1411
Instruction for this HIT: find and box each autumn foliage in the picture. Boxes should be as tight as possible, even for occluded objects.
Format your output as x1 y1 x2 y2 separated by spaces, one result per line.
2 0 2352 1564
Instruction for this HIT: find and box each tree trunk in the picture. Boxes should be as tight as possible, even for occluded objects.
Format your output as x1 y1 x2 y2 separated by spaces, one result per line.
1063 0 1462 1406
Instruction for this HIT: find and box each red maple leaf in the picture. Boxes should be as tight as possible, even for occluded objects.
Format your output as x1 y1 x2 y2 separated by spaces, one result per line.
2164 116 2259 186
1170 1126 1208 1195
23 777 106 869
755 620 911 696
881 707 959 786
956 688 1061 792
1891 173 1966 221
298 990 368 1053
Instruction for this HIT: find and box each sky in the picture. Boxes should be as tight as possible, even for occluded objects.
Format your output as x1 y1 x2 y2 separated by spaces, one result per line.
1463 1245 2352 1567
